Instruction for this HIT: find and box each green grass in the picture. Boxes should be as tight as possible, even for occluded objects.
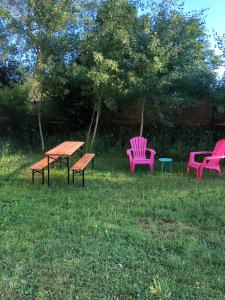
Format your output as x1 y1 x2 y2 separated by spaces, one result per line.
0 152 225 299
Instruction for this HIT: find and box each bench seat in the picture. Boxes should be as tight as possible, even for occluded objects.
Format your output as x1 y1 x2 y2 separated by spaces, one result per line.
71 153 95 186
29 155 60 184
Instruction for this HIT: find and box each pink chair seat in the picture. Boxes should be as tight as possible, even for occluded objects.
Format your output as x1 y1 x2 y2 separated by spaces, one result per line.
126 136 156 173
188 161 201 168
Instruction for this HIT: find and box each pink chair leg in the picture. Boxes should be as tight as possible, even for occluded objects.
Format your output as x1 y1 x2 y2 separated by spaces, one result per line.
185 165 190 175
197 167 203 180
130 162 135 173
217 168 222 176
149 163 154 173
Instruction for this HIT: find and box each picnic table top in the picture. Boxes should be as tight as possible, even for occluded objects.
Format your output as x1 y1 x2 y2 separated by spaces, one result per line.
45 141 84 157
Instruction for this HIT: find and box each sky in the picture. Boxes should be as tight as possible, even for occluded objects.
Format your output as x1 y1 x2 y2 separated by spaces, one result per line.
183 0 225 77
184 0 224 35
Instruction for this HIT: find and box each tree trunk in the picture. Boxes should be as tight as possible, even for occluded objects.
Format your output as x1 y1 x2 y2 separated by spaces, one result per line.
37 111 45 152
86 107 96 150
139 98 145 136
90 107 100 150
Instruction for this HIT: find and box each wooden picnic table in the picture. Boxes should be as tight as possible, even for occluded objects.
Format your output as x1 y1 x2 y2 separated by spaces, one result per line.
45 141 84 186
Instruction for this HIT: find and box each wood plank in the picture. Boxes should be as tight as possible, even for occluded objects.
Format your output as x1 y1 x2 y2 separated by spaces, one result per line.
29 156 59 171
71 153 95 171
45 141 84 157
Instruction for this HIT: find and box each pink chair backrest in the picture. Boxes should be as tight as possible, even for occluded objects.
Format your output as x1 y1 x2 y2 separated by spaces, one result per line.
130 136 147 158
212 139 225 156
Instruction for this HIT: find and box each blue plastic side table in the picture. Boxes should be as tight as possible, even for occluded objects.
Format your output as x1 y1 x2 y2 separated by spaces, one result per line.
158 158 173 172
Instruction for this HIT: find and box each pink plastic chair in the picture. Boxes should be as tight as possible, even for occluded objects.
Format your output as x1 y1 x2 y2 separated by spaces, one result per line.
126 136 156 173
186 139 225 180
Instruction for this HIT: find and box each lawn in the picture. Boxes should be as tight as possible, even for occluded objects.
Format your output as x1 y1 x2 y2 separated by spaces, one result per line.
0 151 224 299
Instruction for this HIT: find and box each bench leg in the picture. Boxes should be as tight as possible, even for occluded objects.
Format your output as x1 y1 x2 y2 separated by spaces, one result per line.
92 158 94 169
47 156 50 186
82 171 84 187
32 171 34 184
42 170 45 185
72 170 75 184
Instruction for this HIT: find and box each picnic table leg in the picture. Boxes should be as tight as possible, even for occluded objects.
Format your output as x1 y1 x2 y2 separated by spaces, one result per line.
67 156 70 185
79 146 83 157
32 171 34 184
47 156 50 186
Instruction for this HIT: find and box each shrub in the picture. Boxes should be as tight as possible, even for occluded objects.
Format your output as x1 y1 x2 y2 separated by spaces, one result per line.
0 84 30 138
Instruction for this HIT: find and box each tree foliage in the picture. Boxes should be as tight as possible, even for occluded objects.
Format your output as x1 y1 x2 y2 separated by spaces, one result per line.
0 0 223 143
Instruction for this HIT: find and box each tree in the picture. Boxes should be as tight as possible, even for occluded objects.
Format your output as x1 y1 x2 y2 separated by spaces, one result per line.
0 8 23 86
0 0 222 143
86 52 119 149
125 0 221 134
79 0 139 146
0 0 82 150
216 32 225 58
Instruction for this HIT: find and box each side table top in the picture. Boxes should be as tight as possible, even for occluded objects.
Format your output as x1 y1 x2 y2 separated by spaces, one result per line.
158 157 173 162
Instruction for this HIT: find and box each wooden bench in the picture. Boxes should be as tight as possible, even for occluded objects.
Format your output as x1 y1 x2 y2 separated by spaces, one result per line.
70 153 95 186
29 155 60 184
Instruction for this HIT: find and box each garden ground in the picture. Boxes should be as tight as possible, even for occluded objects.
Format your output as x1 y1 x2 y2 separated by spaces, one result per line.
0 152 224 299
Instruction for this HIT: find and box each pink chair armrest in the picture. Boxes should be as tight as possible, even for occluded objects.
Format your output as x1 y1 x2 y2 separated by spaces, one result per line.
202 155 225 164
146 148 156 157
191 151 212 155
189 151 212 162
126 149 133 158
